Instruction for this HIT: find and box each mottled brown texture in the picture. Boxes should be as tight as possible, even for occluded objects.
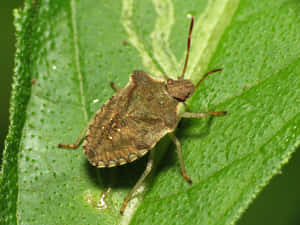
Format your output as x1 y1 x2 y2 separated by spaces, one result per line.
166 79 195 101
83 71 180 167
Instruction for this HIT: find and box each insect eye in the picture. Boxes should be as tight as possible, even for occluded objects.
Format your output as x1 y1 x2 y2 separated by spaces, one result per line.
167 79 174 84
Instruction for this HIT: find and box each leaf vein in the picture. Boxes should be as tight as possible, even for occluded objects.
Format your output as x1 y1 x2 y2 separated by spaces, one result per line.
71 0 88 122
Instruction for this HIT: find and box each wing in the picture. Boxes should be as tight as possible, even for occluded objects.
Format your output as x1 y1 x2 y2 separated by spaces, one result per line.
83 71 179 168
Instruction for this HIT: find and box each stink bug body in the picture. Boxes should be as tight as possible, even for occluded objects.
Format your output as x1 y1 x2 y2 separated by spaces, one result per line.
58 16 227 214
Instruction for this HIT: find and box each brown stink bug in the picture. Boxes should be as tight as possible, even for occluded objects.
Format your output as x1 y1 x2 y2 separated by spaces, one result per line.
58 16 227 214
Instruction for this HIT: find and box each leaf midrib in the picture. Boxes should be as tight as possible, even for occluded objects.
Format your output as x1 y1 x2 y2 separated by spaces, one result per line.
70 0 88 122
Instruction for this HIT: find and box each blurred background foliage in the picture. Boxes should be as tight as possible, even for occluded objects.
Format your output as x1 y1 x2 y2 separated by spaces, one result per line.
0 1 299 225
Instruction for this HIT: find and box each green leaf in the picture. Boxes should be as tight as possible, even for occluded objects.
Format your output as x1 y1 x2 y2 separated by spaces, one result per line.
237 146 300 225
1 0 299 224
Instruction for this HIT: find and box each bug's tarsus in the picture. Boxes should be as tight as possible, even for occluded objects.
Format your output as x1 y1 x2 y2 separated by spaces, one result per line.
58 132 86 149
58 143 79 149
58 129 87 149
195 68 223 89
179 16 194 80
110 82 119 93
183 173 192 184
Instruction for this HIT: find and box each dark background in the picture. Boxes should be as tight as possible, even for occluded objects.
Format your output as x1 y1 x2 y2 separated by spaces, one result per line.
0 1 23 154
0 1 299 225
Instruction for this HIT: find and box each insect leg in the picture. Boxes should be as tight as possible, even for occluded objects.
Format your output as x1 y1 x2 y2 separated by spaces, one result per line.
110 82 119 92
169 133 192 184
181 110 227 118
120 150 155 215
58 111 98 149
57 122 89 149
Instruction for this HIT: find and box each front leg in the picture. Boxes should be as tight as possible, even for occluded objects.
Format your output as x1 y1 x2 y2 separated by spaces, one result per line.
182 110 227 118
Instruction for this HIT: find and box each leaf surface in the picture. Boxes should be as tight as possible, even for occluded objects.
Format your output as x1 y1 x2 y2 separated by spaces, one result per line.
1 0 299 224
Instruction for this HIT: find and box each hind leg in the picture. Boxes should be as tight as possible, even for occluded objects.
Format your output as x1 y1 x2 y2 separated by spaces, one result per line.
120 150 155 214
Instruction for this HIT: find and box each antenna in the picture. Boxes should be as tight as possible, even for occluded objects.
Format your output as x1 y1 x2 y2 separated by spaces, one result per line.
195 68 223 89
179 16 194 80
